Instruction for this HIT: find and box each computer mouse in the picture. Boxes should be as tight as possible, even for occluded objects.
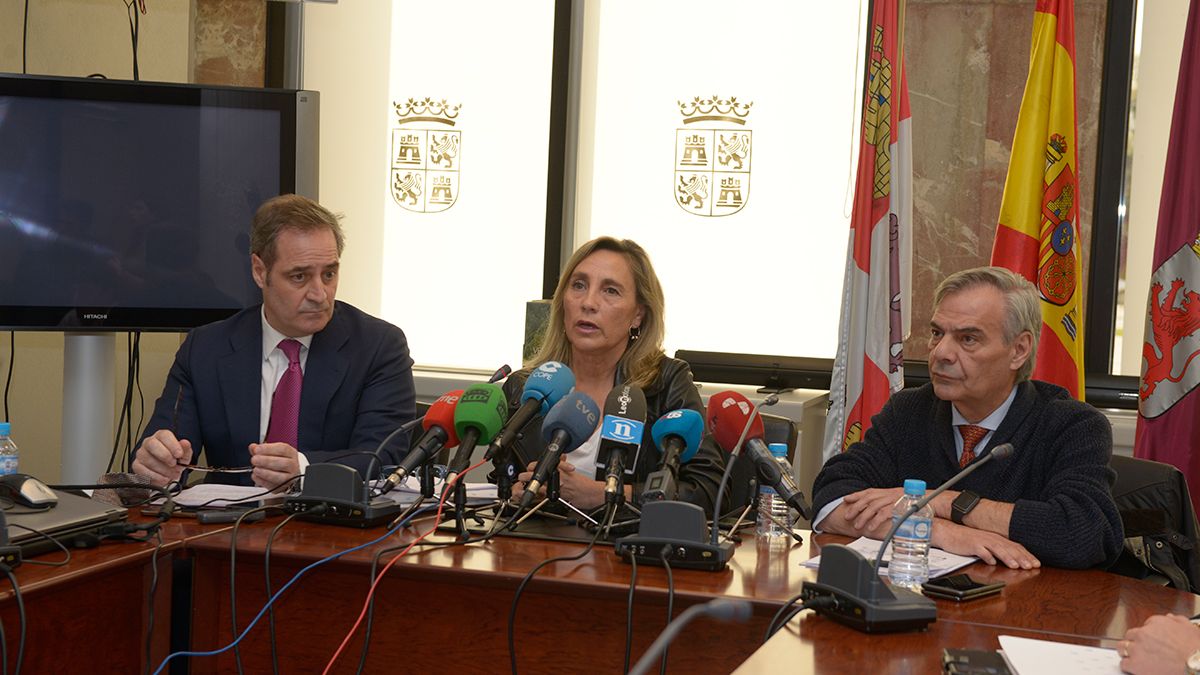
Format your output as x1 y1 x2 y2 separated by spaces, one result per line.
0 473 58 508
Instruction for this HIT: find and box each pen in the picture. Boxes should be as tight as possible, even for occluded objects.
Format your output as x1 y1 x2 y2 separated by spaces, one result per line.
171 384 183 438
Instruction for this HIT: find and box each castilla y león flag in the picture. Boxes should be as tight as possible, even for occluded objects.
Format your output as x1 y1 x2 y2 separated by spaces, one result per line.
1135 0 1200 515
824 0 912 461
991 0 1084 399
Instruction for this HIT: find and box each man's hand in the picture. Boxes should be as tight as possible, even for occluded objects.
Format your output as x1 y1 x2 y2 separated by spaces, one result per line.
132 429 192 488
932 520 1040 569
1120 613 1200 675
841 487 905 533
248 442 301 490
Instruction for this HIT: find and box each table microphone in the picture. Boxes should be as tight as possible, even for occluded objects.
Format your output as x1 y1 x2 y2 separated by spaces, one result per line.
593 384 647 505
628 598 752 675
484 361 575 463
518 392 599 511
378 391 461 494
800 442 1015 634
641 409 704 502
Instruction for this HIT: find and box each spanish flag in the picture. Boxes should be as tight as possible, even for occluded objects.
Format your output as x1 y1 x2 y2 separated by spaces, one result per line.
992 0 1084 398
824 0 912 460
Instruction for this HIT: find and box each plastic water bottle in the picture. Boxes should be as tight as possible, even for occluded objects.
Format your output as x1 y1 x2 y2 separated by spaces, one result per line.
756 442 794 539
0 423 18 476
888 478 933 591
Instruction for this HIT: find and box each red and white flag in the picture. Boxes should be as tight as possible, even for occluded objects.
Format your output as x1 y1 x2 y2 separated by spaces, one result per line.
824 0 912 460
1135 0 1200 517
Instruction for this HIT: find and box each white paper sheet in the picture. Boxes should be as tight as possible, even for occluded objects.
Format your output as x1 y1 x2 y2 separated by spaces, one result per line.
998 635 1121 675
802 536 978 577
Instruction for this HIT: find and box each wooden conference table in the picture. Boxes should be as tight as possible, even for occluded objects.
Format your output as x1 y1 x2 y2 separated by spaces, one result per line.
1 509 1197 674
179 516 1200 675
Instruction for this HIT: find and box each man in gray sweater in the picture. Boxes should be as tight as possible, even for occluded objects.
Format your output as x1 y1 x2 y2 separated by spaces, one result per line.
812 267 1123 569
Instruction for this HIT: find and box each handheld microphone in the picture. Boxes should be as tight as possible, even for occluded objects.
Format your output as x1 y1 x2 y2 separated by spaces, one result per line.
484 361 575 463
593 384 647 504
379 391 461 494
487 364 512 384
704 391 783 547
444 383 509 486
801 443 1016 634
641 409 704 502
518 391 599 510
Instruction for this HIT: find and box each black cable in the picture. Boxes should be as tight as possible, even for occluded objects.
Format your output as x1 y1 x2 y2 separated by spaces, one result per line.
508 504 615 675
2 565 24 675
133 333 146 471
143 530 164 675
4 332 13 422
107 334 137 474
0 603 6 675
764 593 837 641
264 512 301 675
229 506 272 675
21 0 29 75
124 0 140 81
658 544 674 675
8 524 71 567
623 550 638 674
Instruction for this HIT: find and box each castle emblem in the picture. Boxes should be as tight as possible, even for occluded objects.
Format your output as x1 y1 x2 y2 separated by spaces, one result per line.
390 97 461 213
674 96 753 217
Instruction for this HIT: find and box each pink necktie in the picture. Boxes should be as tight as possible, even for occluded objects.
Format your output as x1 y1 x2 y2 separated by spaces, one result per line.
958 424 988 468
265 339 303 448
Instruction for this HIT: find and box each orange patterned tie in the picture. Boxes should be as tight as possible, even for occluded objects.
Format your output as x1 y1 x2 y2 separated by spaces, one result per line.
958 425 988 468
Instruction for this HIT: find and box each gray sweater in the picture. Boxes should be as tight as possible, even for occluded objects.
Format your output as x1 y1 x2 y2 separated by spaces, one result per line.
813 381 1123 569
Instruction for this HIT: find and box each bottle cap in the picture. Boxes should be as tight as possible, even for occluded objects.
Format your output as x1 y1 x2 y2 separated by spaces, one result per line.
768 442 788 459
903 478 926 496
0 422 9 436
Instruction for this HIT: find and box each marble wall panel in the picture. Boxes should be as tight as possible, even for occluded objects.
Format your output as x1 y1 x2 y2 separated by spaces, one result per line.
192 0 266 87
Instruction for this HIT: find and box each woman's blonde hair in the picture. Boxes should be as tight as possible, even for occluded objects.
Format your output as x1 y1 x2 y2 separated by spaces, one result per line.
527 237 666 389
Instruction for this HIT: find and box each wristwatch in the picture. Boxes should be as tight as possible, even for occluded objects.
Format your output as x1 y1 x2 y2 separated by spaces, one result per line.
951 490 981 524
1186 649 1200 675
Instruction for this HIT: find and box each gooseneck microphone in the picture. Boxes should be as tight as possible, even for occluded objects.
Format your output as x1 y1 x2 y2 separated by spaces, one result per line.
378 391 461 494
484 361 575 463
487 364 513 384
641 409 704 502
518 392 599 510
593 384 647 505
802 442 1016 634
444 383 509 486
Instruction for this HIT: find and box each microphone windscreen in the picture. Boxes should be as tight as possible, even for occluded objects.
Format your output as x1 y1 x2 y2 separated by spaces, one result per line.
706 391 764 452
453 383 509 443
990 442 1014 460
423 390 463 447
601 383 647 423
650 409 704 463
541 391 600 453
520 361 575 414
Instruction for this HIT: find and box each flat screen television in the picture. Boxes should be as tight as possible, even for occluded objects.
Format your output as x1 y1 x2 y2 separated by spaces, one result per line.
0 74 319 331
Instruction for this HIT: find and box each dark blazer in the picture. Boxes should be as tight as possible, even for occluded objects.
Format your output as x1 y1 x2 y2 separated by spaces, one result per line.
812 380 1123 569
499 357 727 512
137 301 416 481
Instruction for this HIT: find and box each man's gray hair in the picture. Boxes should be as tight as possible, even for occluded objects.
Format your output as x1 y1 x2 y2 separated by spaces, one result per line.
934 266 1041 382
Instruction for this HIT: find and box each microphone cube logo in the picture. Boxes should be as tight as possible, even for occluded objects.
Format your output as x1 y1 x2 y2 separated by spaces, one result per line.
390 97 461 213
675 96 753 217
601 415 644 444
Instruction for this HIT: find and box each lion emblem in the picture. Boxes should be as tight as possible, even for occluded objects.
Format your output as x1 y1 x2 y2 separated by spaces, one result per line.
677 175 709 209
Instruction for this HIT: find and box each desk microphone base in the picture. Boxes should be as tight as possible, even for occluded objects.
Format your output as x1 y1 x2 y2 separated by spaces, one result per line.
282 463 401 528
613 500 733 572
800 544 936 633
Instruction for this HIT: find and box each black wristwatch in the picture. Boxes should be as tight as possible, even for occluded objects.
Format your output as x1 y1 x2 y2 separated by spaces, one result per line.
951 490 982 524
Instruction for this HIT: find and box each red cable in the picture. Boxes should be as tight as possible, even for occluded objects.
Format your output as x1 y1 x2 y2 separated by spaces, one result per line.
320 457 490 674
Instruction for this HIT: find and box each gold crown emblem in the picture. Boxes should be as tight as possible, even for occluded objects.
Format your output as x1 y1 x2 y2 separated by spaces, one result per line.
394 97 461 126
678 96 752 125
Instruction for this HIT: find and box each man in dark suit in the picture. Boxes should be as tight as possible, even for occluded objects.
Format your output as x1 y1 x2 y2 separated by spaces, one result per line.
132 194 415 489
812 266 1122 570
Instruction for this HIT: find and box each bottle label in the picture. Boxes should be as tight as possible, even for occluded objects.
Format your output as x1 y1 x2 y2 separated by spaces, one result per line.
893 514 931 541
0 456 17 475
